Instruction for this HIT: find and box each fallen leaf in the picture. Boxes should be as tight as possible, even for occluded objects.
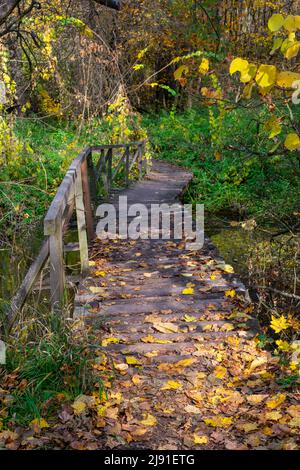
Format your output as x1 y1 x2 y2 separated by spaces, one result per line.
30 418 49 432
266 393 286 410
114 363 129 373
161 380 182 390
214 365 227 379
153 322 179 333
141 335 172 344
193 435 208 444
72 400 86 415
205 416 233 428
182 314 197 322
185 405 201 414
246 394 267 405
225 289 236 298
239 422 259 433
140 413 157 426
182 287 194 295
102 337 119 347
132 375 141 385
126 356 141 366
174 358 196 368
265 411 282 421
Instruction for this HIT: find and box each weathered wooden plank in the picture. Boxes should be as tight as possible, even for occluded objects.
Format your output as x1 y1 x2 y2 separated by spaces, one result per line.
49 210 65 310
75 165 89 273
107 148 112 193
44 148 90 236
9 140 147 321
125 146 130 186
87 151 97 201
81 158 95 242
91 140 146 152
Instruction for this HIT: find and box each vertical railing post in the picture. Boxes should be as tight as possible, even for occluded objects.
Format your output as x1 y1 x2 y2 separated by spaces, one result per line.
81 157 95 242
49 209 65 311
75 165 89 274
138 143 143 180
107 148 112 194
125 145 130 186
87 150 97 201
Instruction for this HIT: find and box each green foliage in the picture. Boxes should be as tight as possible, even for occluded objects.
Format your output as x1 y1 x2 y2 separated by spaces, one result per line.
143 106 300 221
0 111 150 237
3 313 93 427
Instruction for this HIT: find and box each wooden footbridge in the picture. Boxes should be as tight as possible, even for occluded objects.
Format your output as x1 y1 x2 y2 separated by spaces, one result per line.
8 139 284 450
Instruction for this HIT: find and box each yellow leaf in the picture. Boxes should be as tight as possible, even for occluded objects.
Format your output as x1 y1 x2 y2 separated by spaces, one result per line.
285 42 300 59
174 358 196 368
126 356 141 366
182 314 197 322
141 335 172 344
266 393 286 410
289 417 300 428
132 375 141 385
275 340 290 351
182 287 194 295
255 64 277 89
193 434 208 444
264 116 282 139
246 394 267 405
284 133 300 151
186 390 203 403
214 365 227 379
140 413 157 426
268 13 285 32
102 337 119 347
174 65 189 80
137 47 148 60
153 322 178 333
240 422 259 432
72 400 86 415
243 82 255 100
230 58 249 75
249 356 267 371
240 63 257 83
199 58 209 75
221 323 235 332
221 264 234 273
161 380 182 391
31 418 49 431
283 15 300 32
225 289 236 298
266 411 282 421
204 416 233 428
214 151 221 161
95 271 107 277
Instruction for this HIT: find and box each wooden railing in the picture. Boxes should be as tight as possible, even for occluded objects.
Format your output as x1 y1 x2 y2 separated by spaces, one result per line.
8 140 148 327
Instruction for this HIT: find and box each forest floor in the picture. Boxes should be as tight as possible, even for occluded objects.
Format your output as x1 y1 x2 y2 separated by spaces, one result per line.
1 161 299 450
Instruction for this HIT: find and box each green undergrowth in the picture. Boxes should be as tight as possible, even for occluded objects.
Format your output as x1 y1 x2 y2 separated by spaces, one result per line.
0 312 100 428
0 114 146 239
143 106 300 224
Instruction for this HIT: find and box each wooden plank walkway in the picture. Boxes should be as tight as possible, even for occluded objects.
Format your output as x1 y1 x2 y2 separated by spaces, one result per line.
72 161 293 450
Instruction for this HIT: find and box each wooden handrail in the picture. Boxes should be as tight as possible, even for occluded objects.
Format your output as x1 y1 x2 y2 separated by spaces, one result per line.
7 139 148 327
